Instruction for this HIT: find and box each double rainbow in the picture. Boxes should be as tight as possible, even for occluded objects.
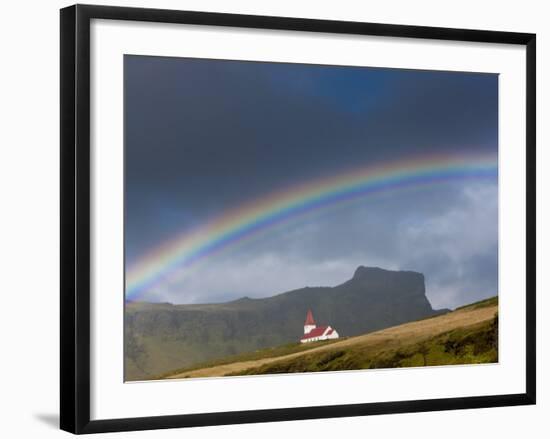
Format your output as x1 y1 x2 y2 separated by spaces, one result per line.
125 153 497 301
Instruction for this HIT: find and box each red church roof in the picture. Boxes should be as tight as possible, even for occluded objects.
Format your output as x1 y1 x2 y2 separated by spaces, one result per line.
301 326 331 340
304 309 316 326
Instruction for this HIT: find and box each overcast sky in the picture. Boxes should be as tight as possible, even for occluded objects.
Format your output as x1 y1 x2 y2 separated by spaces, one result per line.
124 55 498 309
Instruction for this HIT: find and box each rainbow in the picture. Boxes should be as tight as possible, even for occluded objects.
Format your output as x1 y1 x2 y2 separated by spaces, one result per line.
125 153 497 301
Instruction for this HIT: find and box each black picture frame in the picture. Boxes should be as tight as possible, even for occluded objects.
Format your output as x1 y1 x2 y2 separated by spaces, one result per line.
60 4 536 434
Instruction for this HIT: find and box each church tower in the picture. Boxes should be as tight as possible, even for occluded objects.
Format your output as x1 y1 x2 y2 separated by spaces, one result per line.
304 309 316 334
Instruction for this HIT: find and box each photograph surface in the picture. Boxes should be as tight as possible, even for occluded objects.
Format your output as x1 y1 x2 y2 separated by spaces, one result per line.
124 56 499 382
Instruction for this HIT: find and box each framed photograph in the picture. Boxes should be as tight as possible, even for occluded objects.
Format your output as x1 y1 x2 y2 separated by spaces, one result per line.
60 4 536 434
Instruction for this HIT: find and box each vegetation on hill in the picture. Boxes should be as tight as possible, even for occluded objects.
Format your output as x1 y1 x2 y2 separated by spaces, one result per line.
156 296 498 379
229 311 498 376
153 339 343 380
455 295 498 311
125 266 447 380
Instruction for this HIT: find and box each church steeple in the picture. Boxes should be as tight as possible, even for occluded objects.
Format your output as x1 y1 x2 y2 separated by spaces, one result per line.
304 309 316 334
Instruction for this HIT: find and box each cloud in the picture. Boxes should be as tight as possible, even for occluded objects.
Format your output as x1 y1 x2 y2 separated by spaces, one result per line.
144 180 498 310
395 181 498 308
125 56 498 309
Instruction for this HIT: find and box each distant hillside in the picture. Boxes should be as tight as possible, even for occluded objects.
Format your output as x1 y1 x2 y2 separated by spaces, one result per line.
231 300 498 377
125 266 449 380
160 297 497 379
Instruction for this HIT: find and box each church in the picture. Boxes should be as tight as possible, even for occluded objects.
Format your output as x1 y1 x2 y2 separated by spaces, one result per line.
300 309 339 343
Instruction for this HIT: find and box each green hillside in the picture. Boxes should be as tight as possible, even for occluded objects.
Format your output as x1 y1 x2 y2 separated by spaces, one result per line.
125 266 449 380
153 338 343 380
231 311 498 376
455 295 498 311
157 296 498 379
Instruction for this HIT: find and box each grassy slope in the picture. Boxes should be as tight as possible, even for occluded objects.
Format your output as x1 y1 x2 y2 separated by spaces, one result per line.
161 296 498 379
455 295 498 311
125 267 442 381
233 313 498 376
153 339 343 380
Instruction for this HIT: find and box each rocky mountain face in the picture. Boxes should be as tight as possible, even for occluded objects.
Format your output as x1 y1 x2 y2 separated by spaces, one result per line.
125 266 447 380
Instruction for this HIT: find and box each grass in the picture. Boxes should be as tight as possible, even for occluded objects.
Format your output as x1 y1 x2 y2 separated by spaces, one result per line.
155 296 499 380
154 338 344 379
455 296 498 311
228 312 498 376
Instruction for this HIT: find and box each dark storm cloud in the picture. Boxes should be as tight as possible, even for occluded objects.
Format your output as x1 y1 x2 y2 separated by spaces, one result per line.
125 55 498 308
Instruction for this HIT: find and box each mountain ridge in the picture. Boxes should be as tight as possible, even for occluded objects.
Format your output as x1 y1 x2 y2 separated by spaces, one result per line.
125 266 449 381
